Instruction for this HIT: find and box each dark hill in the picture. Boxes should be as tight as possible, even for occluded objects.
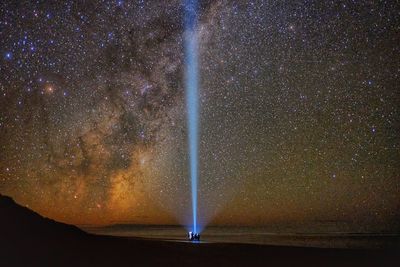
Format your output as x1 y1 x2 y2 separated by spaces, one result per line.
0 194 398 267
0 194 86 239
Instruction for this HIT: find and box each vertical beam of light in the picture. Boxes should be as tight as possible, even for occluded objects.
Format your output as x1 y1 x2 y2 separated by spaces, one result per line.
184 0 199 233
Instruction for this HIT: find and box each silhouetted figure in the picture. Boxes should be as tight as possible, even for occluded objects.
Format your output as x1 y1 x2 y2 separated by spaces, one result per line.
188 231 200 241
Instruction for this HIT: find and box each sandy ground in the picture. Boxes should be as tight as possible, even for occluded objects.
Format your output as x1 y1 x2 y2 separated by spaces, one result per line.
2 233 399 267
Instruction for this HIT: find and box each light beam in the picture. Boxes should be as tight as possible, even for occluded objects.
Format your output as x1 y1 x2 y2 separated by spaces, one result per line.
184 0 199 233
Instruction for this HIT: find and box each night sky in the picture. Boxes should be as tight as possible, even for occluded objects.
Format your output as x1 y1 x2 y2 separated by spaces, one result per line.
0 1 399 232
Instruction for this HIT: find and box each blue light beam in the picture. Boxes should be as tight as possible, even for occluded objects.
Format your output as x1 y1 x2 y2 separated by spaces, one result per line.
184 0 199 233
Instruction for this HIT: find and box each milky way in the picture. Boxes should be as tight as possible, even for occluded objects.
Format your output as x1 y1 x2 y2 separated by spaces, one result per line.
0 1 399 231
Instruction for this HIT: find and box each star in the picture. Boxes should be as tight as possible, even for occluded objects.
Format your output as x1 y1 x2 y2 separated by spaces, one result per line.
4 52 12 60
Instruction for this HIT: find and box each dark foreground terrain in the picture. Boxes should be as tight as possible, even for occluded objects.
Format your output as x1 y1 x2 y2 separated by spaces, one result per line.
0 194 398 267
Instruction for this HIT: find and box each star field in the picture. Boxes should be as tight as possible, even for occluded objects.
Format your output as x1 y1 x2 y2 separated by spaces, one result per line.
0 1 399 232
